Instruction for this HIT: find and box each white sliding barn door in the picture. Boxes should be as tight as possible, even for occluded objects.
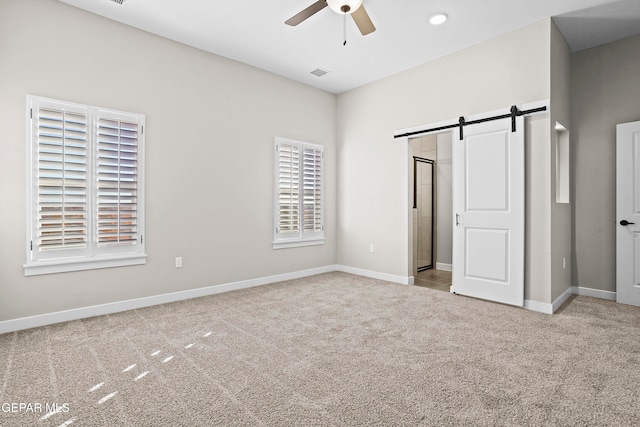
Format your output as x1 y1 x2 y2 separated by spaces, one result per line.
452 117 524 306
616 120 640 307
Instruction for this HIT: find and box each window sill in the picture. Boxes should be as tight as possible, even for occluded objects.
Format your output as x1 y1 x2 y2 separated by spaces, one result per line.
272 239 325 250
24 254 147 276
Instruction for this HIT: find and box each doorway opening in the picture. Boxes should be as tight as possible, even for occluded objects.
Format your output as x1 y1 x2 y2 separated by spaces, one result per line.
410 133 453 292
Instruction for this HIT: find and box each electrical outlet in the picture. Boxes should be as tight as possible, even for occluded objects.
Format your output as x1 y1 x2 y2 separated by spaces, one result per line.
563 257 566 269
369 244 375 253
175 257 183 268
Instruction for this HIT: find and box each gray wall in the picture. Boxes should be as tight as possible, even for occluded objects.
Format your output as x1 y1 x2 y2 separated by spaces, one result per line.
0 0 337 322
572 33 640 293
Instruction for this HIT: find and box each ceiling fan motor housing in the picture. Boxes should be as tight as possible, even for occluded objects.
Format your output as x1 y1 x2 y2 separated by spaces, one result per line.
327 0 363 15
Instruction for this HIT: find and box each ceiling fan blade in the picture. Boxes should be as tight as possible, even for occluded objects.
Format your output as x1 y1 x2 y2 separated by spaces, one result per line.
285 1 328 26
351 5 375 35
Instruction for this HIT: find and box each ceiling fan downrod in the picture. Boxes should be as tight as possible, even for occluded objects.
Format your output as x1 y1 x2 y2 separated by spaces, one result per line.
343 15 347 45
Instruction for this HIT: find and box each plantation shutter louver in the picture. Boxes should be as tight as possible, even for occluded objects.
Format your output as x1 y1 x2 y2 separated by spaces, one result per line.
36 106 88 252
273 137 324 248
277 143 300 234
302 147 322 233
96 116 139 247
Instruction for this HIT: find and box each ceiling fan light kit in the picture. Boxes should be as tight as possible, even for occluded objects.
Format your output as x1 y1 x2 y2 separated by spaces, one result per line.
326 0 363 15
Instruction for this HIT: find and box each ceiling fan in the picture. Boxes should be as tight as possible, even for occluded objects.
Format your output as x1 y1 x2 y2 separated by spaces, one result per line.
285 0 376 36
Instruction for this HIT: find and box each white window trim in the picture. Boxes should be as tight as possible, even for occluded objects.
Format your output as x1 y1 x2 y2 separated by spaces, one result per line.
23 254 147 277
273 238 326 250
273 137 325 249
24 95 146 276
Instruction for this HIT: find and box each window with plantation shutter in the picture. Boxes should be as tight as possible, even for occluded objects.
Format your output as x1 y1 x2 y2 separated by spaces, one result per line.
273 137 324 249
25 96 146 276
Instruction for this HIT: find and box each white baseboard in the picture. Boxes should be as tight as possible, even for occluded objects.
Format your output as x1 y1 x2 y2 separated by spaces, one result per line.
572 286 616 301
552 287 574 313
524 299 553 315
525 286 617 315
335 265 412 285
435 263 452 272
0 265 337 334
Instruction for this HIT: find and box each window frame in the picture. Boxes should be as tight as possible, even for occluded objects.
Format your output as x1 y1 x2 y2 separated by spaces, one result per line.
273 137 325 249
24 95 146 276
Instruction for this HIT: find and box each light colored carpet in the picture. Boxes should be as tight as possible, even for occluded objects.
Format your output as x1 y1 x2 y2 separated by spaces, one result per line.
1 272 639 426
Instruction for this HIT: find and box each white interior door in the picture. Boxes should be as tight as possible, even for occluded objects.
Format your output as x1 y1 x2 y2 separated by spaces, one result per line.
452 117 524 306
616 120 640 306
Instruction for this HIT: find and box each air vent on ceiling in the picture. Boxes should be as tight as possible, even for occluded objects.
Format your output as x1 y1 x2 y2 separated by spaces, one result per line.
311 68 329 77
110 0 126 4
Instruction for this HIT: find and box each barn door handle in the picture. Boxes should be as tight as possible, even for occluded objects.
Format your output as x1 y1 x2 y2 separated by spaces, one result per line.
620 220 635 226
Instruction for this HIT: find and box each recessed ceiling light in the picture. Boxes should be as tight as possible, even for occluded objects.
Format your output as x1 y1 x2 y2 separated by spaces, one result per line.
429 13 448 26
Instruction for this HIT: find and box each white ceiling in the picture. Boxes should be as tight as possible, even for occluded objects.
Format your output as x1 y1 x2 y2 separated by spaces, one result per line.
58 0 640 94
